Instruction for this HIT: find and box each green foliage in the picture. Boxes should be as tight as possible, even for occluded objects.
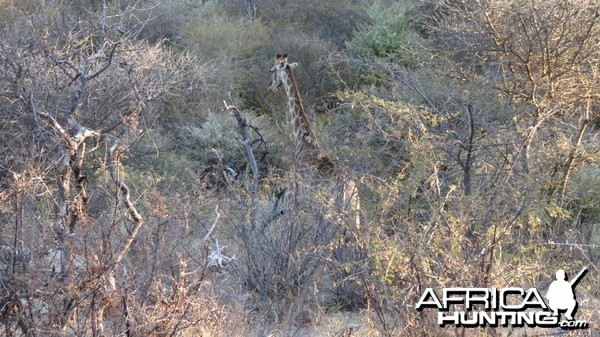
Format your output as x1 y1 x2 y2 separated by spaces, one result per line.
347 1 422 59
171 110 281 187
126 129 199 192
183 113 242 161
345 0 424 86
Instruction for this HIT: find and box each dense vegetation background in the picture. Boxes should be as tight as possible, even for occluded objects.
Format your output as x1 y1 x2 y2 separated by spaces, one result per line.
0 0 598 336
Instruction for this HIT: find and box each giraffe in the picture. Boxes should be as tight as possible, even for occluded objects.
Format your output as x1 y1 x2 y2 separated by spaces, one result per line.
269 53 360 227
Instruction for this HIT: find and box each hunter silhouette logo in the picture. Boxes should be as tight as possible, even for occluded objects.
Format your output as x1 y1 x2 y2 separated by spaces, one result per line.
415 267 590 329
546 268 587 321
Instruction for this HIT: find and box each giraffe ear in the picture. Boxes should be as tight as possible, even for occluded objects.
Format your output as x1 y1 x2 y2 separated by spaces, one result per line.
288 62 298 69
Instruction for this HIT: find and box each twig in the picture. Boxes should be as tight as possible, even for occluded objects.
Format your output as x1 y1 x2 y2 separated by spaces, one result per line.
203 205 220 242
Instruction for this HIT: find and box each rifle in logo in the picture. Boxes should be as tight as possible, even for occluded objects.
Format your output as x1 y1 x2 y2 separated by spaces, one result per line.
546 267 587 321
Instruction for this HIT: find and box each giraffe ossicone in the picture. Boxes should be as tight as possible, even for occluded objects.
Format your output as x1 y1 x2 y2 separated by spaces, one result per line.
269 53 360 227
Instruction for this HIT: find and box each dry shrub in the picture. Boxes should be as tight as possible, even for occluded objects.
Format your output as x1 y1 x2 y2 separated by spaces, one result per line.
0 2 245 336
182 3 268 60
256 0 370 48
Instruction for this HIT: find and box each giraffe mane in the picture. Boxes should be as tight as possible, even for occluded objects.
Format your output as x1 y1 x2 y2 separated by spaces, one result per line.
285 65 320 150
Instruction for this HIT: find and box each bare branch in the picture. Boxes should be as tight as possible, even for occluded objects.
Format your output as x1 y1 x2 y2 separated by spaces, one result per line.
202 205 221 242
224 100 260 196
108 141 143 225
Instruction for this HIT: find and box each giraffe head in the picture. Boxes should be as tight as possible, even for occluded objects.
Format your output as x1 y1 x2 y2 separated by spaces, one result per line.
269 53 298 92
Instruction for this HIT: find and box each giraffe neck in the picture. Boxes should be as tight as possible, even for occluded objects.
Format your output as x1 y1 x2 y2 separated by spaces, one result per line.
282 67 321 160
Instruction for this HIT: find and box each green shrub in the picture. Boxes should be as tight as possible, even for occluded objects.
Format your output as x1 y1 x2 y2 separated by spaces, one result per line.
345 0 424 86
348 2 421 58
175 111 282 182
